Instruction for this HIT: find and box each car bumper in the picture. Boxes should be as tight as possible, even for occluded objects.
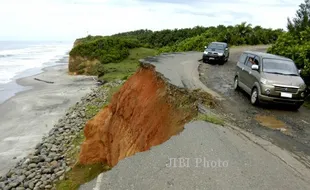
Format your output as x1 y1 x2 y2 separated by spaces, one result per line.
203 54 225 61
259 84 305 105
258 94 304 105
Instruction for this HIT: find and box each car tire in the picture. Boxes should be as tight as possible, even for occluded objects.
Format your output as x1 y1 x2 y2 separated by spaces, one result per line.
233 76 239 91
251 87 259 105
219 59 225 65
290 102 304 111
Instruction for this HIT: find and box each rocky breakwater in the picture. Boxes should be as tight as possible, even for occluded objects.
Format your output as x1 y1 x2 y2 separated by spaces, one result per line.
79 63 201 167
0 80 124 190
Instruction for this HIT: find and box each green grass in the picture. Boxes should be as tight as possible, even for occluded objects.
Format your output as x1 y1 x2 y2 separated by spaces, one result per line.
99 48 157 82
85 105 101 118
195 113 225 126
56 163 110 190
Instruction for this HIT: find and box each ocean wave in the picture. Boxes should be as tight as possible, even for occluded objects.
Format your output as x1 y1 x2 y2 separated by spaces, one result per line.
0 42 72 84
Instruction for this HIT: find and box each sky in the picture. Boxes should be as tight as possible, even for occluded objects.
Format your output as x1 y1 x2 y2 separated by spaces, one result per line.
0 0 305 41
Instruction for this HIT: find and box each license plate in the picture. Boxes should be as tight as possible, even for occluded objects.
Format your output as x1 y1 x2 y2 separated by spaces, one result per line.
281 92 292 98
209 57 214 60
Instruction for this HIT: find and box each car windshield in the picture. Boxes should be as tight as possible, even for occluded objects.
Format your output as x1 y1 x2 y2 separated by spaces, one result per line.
262 58 299 76
207 43 225 50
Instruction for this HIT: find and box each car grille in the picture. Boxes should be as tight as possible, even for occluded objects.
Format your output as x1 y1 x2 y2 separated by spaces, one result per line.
208 52 218 55
274 86 298 93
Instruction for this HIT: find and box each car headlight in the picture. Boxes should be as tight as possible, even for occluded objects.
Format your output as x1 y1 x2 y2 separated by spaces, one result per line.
203 51 208 54
301 92 305 98
218 53 223 56
260 78 267 85
300 83 307 90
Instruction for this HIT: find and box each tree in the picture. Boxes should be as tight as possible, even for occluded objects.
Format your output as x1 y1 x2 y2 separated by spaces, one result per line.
287 0 310 36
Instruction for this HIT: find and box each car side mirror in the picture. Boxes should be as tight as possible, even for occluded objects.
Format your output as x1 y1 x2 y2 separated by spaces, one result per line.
298 69 302 74
251 64 259 71
204 46 207 49
225 47 228 50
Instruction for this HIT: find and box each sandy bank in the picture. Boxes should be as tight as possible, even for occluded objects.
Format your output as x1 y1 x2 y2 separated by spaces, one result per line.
0 64 96 176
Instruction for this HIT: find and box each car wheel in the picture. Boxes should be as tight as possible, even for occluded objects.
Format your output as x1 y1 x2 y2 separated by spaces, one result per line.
233 76 239 91
251 87 259 105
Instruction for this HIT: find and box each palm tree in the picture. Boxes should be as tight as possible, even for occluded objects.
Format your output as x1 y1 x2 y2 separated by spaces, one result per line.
235 22 252 38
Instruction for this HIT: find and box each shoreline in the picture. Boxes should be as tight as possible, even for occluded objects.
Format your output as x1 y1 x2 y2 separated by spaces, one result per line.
0 63 97 176
0 55 70 104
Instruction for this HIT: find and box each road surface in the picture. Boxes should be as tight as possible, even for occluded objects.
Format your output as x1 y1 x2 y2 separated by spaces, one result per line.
80 47 310 190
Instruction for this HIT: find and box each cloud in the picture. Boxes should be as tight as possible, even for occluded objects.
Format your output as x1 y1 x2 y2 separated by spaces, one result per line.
0 0 305 41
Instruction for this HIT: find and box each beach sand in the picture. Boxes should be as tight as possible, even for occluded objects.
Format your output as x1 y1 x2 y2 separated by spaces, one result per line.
0 64 96 176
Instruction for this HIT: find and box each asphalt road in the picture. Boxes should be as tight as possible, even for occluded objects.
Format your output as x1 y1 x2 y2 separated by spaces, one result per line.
80 48 310 190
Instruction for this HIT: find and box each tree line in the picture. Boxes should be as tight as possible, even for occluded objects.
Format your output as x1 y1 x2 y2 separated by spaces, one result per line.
69 22 283 76
268 0 310 83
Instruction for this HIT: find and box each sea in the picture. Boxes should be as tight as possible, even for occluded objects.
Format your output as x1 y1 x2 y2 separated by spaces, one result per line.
0 41 73 103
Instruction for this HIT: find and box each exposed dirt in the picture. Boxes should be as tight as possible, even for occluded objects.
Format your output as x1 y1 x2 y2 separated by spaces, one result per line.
199 45 310 167
79 64 200 167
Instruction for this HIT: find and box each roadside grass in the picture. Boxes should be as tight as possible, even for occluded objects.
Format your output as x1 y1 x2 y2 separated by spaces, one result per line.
195 113 225 126
56 162 110 190
55 125 110 190
99 48 157 82
55 130 109 190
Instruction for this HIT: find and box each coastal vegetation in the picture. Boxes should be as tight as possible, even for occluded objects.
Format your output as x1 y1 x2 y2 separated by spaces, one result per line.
69 22 284 81
267 0 310 84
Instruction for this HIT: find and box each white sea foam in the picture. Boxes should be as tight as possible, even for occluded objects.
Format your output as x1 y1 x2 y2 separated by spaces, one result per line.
0 42 72 84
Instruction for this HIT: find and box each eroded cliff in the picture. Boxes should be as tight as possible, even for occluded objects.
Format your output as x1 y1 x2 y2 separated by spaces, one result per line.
79 63 200 166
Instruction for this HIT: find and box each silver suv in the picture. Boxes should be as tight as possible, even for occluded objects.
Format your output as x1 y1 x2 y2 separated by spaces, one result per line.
234 51 307 110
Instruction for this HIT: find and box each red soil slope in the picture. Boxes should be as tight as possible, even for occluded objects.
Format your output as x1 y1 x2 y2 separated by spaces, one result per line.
79 65 196 167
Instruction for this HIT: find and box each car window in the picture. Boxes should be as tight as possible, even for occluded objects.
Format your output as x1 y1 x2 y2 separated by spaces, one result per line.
253 56 260 66
208 43 225 50
239 53 247 64
262 58 299 75
245 55 255 67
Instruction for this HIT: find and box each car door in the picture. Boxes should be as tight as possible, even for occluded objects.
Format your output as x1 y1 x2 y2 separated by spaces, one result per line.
247 56 260 88
242 54 255 94
237 53 248 87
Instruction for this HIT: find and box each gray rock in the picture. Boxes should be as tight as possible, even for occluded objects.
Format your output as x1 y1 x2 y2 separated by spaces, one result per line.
56 170 64 177
0 182 4 188
44 157 52 163
28 163 37 169
9 181 20 188
17 175 25 183
23 181 29 188
28 181 34 189
27 173 35 179
35 175 41 179
42 168 52 174
35 181 42 187
50 145 58 152
16 187 25 190
45 185 52 189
